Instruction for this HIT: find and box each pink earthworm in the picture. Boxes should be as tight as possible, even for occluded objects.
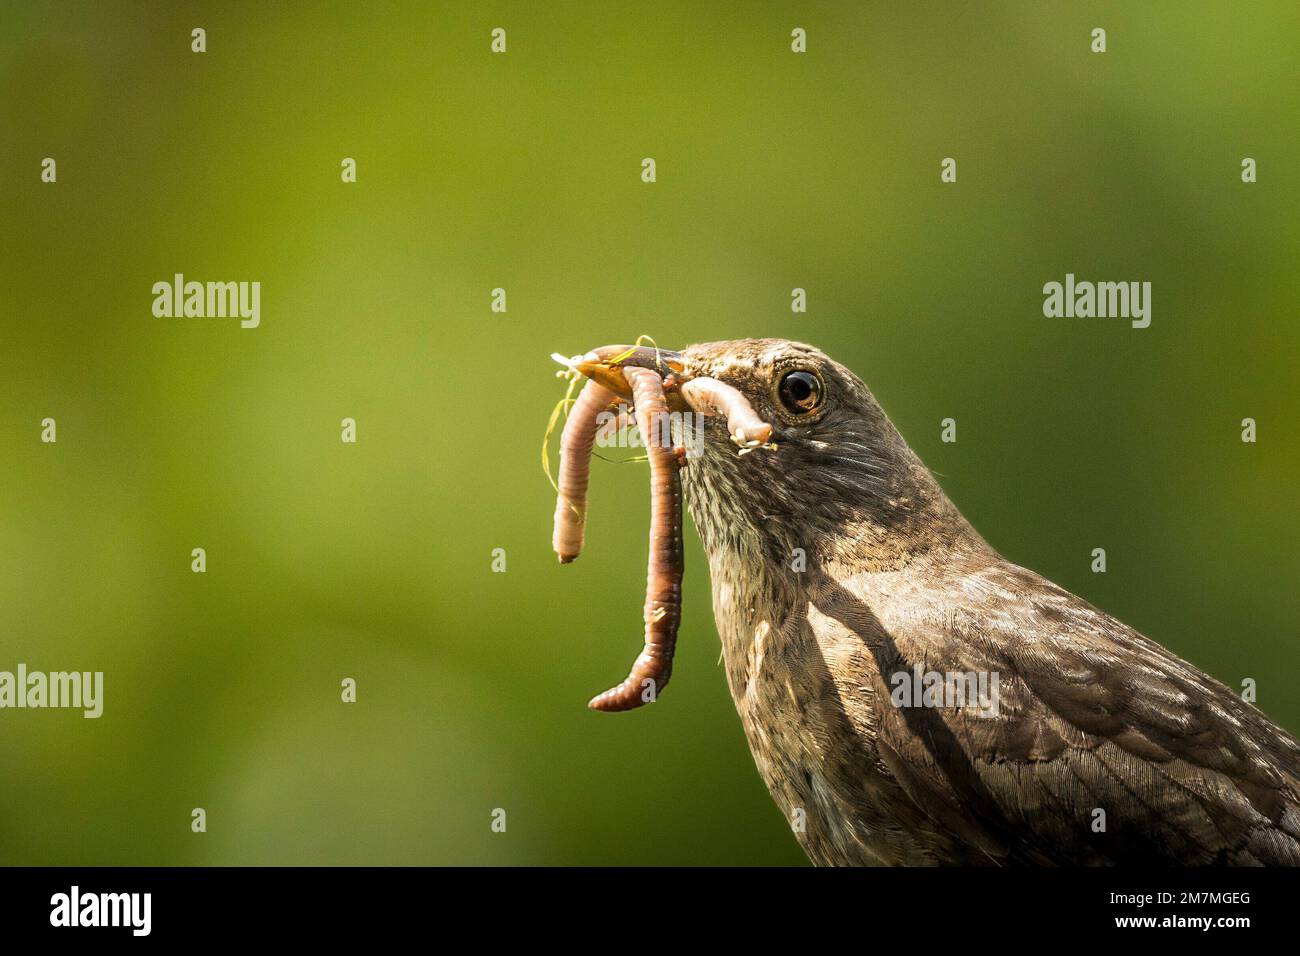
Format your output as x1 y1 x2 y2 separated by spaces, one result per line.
587 365 683 712
552 378 616 563
679 377 773 446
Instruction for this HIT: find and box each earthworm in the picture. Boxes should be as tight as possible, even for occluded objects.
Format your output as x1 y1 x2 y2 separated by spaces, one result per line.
552 378 615 563
679 377 773 446
587 365 683 712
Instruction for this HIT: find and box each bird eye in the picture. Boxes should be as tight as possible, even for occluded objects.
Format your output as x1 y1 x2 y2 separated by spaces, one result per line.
777 370 823 414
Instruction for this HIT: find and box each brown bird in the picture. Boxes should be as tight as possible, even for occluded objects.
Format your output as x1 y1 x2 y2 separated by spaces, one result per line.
565 338 1300 866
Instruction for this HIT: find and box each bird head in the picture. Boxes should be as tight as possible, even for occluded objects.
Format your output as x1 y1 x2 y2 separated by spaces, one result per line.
569 338 985 572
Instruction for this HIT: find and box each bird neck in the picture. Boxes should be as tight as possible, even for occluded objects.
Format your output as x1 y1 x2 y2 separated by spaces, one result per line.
686 440 990 578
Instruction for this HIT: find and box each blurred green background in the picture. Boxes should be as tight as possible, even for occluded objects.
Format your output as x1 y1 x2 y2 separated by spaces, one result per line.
1 1 1297 865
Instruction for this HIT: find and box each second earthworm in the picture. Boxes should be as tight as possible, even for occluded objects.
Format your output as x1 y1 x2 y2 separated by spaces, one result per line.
586 365 684 712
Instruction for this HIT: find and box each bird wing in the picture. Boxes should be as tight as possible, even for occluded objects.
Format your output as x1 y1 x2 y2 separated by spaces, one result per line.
809 559 1300 865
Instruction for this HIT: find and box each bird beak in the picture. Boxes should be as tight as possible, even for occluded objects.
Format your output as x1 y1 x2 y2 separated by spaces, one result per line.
571 345 687 402
556 344 774 447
